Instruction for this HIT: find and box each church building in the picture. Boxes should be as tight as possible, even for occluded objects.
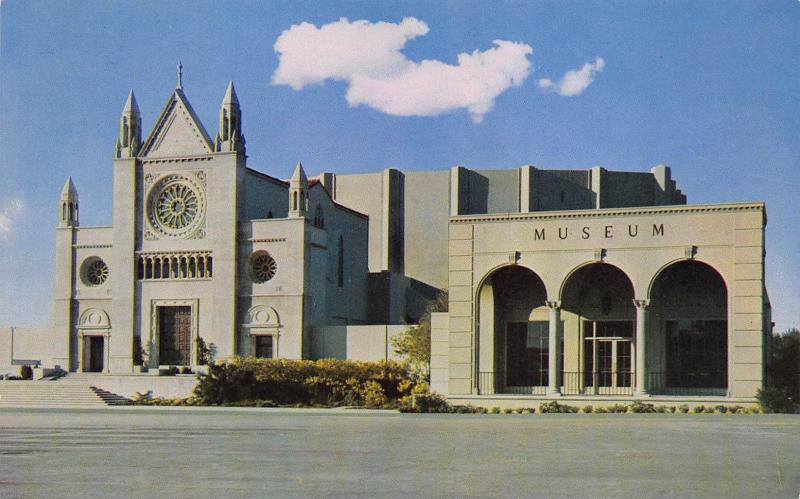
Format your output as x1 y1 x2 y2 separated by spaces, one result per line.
1 74 771 405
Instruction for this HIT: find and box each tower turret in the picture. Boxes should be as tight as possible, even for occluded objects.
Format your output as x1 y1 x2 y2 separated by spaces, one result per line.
116 91 141 158
214 81 245 153
289 161 308 218
59 177 79 227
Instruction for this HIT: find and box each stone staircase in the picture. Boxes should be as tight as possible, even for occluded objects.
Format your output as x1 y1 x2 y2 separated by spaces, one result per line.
0 375 129 407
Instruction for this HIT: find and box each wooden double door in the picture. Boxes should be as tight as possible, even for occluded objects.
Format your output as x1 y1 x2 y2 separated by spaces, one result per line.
159 306 192 365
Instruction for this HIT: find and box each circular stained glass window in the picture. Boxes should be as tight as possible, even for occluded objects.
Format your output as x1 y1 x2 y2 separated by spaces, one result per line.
147 175 206 238
251 252 277 283
82 257 109 286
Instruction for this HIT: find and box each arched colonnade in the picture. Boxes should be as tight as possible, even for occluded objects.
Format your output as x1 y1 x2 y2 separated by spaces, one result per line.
475 258 728 396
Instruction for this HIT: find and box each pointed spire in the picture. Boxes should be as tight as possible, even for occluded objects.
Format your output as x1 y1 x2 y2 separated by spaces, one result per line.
118 90 142 158
59 177 79 227
176 61 183 89
123 90 140 115
223 81 239 105
60 177 78 201
289 162 309 218
216 80 244 153
291 161 308 183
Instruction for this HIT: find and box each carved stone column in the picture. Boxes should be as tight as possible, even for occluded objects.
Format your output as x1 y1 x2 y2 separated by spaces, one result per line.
546 300 562 396
78 332 85 372
104 331 111 374
634 299 650 396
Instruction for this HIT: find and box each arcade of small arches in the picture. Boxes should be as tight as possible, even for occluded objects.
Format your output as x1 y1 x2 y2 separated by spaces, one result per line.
475 258 729 397
136 252 213 280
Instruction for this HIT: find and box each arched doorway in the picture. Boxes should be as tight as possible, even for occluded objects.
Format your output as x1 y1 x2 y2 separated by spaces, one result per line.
649 260 728 394
561 263 636 395
476 266 547 394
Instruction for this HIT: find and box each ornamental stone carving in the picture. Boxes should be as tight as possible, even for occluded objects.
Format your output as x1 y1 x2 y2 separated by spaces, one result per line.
146 174 206 239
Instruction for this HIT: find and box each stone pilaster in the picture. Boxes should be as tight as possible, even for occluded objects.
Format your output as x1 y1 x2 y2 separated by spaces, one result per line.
546 300 561 396
634 299 650 396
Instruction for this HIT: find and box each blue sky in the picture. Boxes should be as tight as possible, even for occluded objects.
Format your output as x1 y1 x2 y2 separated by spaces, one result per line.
0 0 798 331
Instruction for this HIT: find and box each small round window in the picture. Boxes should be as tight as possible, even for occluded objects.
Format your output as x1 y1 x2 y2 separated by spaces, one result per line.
82 257 109 286
250 252 277 283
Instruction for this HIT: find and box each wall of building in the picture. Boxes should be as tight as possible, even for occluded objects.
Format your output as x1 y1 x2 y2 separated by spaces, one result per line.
329 171 387 274
306 184 370 327
430 312 450 394
243 169 288 220
310 325 407 361
446 203 768 399
237 218 306 359
0 327 52 373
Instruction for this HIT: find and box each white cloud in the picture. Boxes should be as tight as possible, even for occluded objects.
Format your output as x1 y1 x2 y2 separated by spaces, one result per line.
538 57 605 96
272 17 533 123
0 198 24 240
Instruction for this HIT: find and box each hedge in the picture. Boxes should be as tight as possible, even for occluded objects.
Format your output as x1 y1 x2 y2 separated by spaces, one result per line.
193 357 427 408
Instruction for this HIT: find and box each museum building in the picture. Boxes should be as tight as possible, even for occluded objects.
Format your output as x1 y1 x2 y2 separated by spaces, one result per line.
0 77 771 404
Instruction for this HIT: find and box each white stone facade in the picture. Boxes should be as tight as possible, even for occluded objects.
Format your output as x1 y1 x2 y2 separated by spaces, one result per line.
1 77 771 402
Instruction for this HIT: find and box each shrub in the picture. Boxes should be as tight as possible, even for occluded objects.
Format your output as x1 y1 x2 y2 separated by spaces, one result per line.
539 401 578 413
628 402 656 413
582 405 593 414
678 404 690 413
194 358 425 408
756 386 796 414
180 366 192 375
197 337 213 366
489 407 501 414
713 405 728 414
606 404 628 414
692 405 705 414
18 365 33 380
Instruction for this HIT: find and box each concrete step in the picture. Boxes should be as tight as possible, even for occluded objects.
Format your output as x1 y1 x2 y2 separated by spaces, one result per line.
0 381 129 407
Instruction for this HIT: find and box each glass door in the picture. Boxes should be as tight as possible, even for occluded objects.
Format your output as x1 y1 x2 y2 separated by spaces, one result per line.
583 321 634 394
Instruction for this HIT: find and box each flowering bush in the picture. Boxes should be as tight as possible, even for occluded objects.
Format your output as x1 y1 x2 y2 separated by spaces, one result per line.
193 357 425 408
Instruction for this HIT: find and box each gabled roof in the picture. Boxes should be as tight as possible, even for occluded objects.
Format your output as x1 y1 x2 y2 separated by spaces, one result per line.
139 88 213 157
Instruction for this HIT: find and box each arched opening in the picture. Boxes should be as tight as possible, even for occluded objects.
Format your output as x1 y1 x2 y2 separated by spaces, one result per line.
561 263 635 395
649 260 728 394
476 265 547 394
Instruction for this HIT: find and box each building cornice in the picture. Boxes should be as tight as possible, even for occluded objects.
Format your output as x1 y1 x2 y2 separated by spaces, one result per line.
140 154 214 164
449 202 765 224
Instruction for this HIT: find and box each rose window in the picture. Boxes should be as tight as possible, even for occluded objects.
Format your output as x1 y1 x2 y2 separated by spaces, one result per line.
82 257 109 286
147 175 206 238
251 252 277 283
156 183 198 229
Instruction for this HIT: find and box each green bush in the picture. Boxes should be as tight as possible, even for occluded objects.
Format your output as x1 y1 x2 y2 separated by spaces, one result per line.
539 401 578 413
582 405 593 414
628 402 656 413
756 386 796 413
489 406 501 414
194 358 425 408
678 404 690 413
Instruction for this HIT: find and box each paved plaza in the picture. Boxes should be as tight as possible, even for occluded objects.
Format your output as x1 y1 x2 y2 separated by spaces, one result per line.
1 407 799 498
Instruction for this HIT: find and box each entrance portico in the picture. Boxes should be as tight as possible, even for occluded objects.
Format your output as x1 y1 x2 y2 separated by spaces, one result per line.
437 202 768 404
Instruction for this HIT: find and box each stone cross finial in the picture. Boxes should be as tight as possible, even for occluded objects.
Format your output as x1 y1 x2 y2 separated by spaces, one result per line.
177 61 183 89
